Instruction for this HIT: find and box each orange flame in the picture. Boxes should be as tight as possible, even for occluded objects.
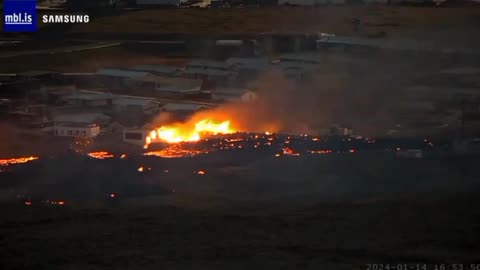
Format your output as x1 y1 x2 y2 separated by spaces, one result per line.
144 119 236 148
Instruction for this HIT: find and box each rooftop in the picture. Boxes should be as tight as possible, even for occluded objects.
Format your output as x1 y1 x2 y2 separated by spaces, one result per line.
134 75 203 90
131 65 179 74
113 97 159 106
187 59 230 70
162 103 208 112
183 68 235 77
226 57 271 71
279 52 323 63
55 122 99 128
54 113 111 124
62 92 113 101
212 88 252 95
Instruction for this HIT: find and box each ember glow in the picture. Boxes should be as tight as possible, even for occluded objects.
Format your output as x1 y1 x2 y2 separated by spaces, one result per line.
0 156 39 166
282 147 300 156
309 149 333 154
144 118 236 148
87 151 114 159
144 144 206 158
195 170 206 175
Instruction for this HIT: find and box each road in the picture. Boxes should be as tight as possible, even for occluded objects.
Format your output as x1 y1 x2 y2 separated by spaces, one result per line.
0 42 121 58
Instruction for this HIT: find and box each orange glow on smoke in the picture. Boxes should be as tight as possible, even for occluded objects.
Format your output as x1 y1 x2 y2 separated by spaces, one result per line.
144 118 236 148
0 156 39 166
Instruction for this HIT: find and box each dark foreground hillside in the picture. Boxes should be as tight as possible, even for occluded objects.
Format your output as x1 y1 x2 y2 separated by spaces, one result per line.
1 193 479 269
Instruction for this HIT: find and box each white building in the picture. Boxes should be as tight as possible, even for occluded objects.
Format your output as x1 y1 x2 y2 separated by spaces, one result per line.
123 128 148 146
54 123 101 138
52 112 110 137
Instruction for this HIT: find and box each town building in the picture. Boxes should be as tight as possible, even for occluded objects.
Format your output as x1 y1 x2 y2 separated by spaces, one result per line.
211 88 258 103
52 112 110 138
53 112 111 126
112 96 160 115
161 103 208 113
226 57 271 82
181 59 237 84
129 76 205 98
130 65 179 77
54 123 101 138
95 68 152 89
60 91 113 107
123 128 149 146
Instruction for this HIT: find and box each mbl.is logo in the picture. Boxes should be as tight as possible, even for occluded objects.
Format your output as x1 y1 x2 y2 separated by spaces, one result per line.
3 0 37 32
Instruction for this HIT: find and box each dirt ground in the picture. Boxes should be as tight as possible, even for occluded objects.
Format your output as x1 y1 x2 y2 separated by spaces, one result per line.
1 150 480 269
1 194 479 269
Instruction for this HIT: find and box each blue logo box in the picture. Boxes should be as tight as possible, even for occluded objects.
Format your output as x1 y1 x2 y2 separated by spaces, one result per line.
3 0 37 32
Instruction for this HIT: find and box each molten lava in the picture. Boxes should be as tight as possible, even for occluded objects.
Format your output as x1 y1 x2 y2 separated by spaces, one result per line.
144 119 236 148
87 151 114 159
0 156 39 166
144 144 206 158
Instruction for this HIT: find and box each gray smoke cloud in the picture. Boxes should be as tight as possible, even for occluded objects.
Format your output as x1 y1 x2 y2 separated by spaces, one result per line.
174 53 414 137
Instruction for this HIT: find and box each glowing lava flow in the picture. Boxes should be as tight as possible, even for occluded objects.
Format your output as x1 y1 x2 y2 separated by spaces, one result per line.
144 119 236 148
87 151 114 159
144 144 206 158
0 156 39 166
